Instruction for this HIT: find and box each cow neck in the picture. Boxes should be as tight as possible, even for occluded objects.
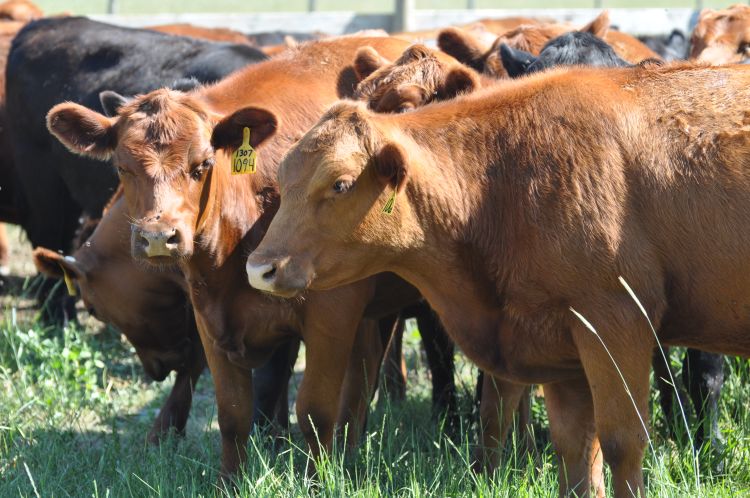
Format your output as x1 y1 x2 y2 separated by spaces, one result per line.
379 109 522 343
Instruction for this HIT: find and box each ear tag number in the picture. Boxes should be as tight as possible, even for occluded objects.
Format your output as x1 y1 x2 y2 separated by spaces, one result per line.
231 127 257 175
382 188 396 215
59 264 77 297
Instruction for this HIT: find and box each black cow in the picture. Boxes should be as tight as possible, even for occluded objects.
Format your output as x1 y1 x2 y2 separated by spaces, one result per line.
499 31 629 78
499 28 725 454
638 29 689 62
5 16 266 321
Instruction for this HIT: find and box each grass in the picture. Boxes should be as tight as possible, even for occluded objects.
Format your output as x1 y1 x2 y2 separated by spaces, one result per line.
0 227 750 496
32 0 735 16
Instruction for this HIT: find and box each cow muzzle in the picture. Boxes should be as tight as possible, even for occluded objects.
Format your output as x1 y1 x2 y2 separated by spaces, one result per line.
132 225 183 261
246 253 308 297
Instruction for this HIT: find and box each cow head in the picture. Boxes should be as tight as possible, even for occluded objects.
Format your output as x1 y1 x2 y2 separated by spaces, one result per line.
47 89 276 266
354 44 480 113
691 5 750 63
240 102 419 297
32 200 195 381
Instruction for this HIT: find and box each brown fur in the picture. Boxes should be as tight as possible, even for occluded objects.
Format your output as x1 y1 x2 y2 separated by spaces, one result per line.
691 4 750 63
0 0 41 22
440 12 659 77
246 63 750 497
353 44 485 113
47 36 421 477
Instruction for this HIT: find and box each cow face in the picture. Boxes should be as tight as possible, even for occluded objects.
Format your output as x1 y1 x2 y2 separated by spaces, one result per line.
691 5 750 63
33 245 193 381
242 102 419 297
47 89 219 265
354 44 479 113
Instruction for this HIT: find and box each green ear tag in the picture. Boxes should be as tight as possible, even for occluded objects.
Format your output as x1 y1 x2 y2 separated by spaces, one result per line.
382 188 396 215
59 264 77 297
231 127 257 175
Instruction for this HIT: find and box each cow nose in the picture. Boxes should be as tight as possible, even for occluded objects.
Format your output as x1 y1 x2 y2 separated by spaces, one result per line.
137 227 181 258
246 258 280 292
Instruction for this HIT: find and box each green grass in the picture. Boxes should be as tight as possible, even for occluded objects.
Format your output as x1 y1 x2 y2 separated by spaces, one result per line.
32 0 732 16
2 280 750 496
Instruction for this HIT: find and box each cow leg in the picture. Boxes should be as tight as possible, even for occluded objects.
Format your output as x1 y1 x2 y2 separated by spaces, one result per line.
0 223 9 276
336 318 383 448
148 343 206 444
296 284 372 462
652 346 678 438
381 314 407 402
194 314 254 478
683 349 724 450
414 303 458 428
252 339 300 433
572 311 652 498
545 377 598 498
473 374 527 474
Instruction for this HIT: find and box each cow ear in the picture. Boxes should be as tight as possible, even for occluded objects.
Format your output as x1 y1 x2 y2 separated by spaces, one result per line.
32 247 83 281
442 66 480 98
581 10 610 38
47 103 116 160
438 27 486 68
374 142 409 193
499 44 537 78
354 46 390 81
397 44 432 63
211 107 278 151
99 91 130 117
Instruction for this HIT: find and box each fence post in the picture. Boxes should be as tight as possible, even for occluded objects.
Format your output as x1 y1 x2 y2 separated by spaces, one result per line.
308 0 317 12
107 0 118 14
393 0 414 33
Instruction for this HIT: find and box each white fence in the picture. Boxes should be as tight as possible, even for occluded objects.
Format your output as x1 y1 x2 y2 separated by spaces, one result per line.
92 8 700 37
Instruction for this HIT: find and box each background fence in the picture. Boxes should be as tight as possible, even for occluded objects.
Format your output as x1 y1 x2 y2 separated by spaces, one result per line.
30 0 750 35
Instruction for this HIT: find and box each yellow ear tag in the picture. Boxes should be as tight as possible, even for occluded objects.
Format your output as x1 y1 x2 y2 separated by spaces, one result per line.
382 188 396 215
59 264 77 297
231 127 257 175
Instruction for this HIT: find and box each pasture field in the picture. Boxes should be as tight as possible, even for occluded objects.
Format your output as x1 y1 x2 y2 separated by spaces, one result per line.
1 226 750 496
33 0 737 16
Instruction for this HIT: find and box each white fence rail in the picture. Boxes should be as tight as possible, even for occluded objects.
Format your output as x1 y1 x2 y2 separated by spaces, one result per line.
92 8 699 36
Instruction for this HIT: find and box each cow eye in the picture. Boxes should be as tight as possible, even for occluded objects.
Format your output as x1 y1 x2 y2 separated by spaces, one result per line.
116 165 128 176
333 178 354 194
190 158 214 181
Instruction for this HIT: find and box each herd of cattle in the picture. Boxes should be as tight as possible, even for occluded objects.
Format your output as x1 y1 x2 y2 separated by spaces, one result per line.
1 0 750 495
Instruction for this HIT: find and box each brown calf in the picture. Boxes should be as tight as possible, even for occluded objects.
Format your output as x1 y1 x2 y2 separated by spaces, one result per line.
691 4 750 63
244 63 750 496
46 36 421 477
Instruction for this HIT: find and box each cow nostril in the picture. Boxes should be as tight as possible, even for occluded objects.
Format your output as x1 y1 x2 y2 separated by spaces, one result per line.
262 263 277 281
167 232 180 246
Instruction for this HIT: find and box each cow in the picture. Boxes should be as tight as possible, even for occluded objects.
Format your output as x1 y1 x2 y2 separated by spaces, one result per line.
690 4 750 63
242 63 750 497
498 31 631 77
638 29 689 61
45 35 439 479
5 16 266 321
500 30 727 454
439 11 658 77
